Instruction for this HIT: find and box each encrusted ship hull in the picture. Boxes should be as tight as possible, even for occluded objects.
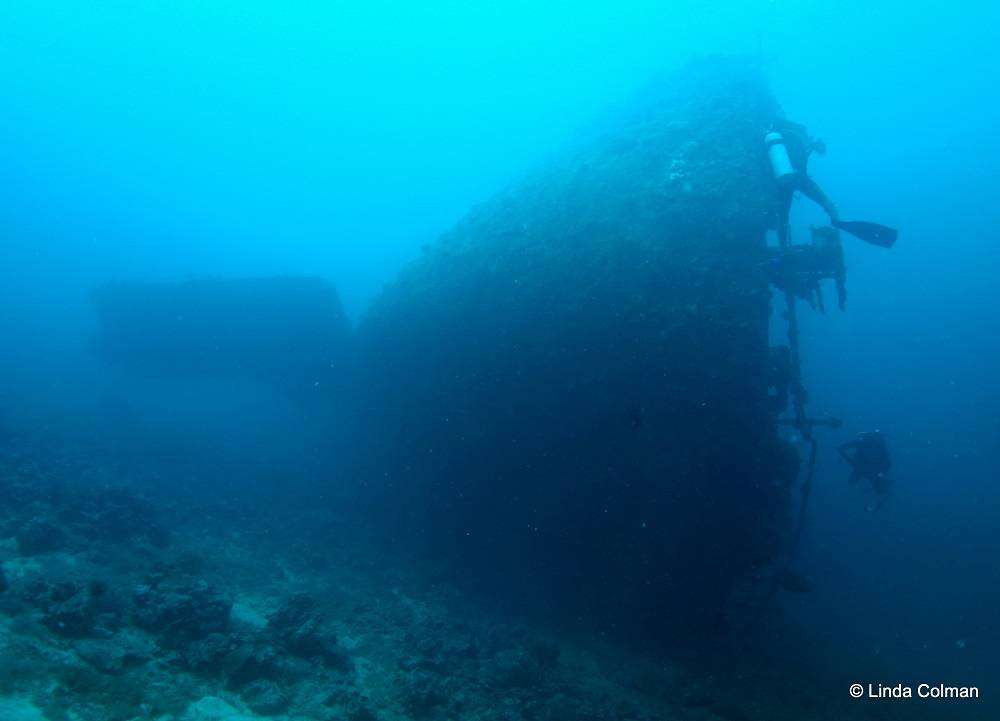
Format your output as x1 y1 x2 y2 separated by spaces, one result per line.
352 59 796 637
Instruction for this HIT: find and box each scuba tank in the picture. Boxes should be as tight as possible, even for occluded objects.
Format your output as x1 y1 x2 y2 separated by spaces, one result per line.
765 131 796 186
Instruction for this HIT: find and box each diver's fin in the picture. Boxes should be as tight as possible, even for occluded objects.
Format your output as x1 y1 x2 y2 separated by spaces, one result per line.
832 220 898 248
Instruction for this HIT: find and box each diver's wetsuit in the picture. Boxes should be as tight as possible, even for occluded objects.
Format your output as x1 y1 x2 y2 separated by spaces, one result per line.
774 120 839 246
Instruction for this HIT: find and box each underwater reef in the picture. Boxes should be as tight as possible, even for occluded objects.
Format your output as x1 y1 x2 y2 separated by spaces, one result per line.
349 58 797 639
0 440 913 721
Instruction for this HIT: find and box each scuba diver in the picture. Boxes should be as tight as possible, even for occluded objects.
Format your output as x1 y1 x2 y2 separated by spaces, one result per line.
838 430 893 507
766 120 898 248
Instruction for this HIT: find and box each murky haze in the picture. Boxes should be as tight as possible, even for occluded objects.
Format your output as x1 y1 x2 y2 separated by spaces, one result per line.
1 2 998 719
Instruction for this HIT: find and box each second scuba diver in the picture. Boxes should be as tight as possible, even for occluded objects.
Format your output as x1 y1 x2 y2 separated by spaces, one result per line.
839 430 893 510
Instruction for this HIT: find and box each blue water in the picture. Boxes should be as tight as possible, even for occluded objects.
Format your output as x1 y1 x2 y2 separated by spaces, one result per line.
1 2 997 719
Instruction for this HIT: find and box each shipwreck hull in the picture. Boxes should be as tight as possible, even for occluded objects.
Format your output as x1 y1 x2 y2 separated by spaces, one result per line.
353 59 796 637
81 58 802 639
